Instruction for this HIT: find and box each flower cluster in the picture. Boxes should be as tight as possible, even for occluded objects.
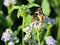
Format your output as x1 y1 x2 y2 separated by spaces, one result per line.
1 29 19 45
3 0 16 7
23 26 32 34
8 41 14 45
23 34 32 43
23 21 45 44
29 21 46 29
23 15 56 44
44 16 56 24
23 27 32 43
23 34 38 45
45 36 57 45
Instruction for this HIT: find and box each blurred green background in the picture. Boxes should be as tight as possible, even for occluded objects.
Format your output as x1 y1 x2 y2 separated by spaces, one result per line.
0 0 60 45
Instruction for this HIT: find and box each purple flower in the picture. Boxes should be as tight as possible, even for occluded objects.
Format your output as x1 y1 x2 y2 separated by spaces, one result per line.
3 0 16 7
1 29 12 42
23 26 32 34
8 41 14 45
1 32 11 42
45 36 57 45
1 28 19 43
51 18 56 24
45 16 56 24
30 21 45 29
3 0 10 7
23 33 31 43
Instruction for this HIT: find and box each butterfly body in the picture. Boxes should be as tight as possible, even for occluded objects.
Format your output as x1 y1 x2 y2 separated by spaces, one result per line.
32 8 44 22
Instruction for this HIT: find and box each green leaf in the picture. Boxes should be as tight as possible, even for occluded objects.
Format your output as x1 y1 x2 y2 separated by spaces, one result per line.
52 0 59 7
25 15 32 26
54 8 60 15
17 9 21 18
49 0 60 15
53 0 59 7
27 0 35 3
49 0 59 7
56 16 60 41
27 3 40 8
14 6 20 9
14 25 22 36
5 15 13 27
17 5 27 18
42 0 50 16
17 9 25 18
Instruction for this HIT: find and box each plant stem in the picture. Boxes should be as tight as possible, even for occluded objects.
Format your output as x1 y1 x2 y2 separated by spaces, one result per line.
5 42 7 45
36 29 40 45
45 28 50 37
7 0 14 16
57 16 60 40
41 28 50 45
7 5 11 16
29 43 31 45
22 17 25 45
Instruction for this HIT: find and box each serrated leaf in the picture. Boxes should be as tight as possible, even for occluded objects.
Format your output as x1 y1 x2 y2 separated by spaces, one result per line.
27 0 35 3
42 0 50 16
27 3 40 8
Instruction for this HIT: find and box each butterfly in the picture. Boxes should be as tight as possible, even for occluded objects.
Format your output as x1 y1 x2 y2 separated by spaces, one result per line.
32 7 45 22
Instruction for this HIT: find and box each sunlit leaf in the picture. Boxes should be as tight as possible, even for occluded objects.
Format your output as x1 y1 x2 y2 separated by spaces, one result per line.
42 0 50 16
27 0 35 3
17 5 27 18
17 9 21 18
14 6 20 9
17 9 26 18
27 3 40 8
25 15 32 26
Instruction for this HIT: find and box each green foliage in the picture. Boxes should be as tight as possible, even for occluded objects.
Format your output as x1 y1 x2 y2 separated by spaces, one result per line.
0 0 3 9
49 0 60 41
27 0 35 3
0 0 60 45
56 16 60 41
42 0 50 16
49 0 60 15
17 3 40 18
27 3 40 8
5 16 13 27
25 15 32 26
